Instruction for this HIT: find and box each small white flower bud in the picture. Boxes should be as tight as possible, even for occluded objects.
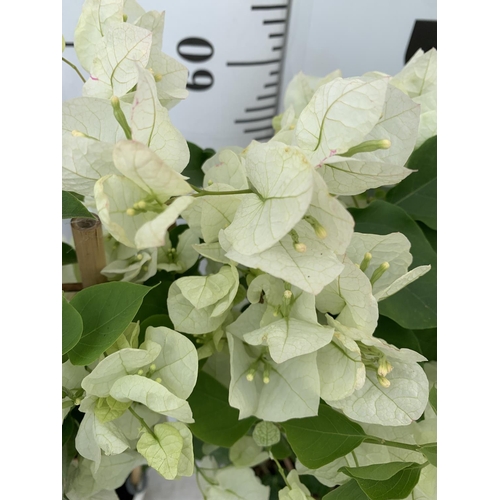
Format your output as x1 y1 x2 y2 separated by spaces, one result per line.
294 242 307 253
377 375 391 388
315 225 328 239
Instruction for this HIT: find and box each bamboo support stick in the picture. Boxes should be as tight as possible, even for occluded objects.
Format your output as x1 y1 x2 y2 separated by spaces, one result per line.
70 217 107 288
129 467 143 489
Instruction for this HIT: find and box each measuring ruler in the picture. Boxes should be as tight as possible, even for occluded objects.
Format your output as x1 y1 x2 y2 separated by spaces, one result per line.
62 0 293 149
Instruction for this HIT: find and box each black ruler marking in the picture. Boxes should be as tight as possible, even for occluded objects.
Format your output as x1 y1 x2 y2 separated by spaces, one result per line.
254 133 274 141
246 104 277 112
244 125 274 133
263 19 286 25
269 33 284 38
235 114 276 124
65 41 74 47
257 93 278 100
273 46 283 51
251 4 288 10
265 82 278 88
227 59 281 66
270 70 279 76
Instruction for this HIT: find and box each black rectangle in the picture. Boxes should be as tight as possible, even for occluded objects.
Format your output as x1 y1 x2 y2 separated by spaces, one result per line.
227 59 281 66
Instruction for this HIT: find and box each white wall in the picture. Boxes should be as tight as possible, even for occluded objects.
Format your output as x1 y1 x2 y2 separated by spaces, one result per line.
284 0 436 83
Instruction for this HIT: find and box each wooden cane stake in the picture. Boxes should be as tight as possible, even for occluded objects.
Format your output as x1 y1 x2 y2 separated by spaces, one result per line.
71 217 107 288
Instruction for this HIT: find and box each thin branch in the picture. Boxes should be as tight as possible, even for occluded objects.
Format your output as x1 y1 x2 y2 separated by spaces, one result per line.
62 57 86 83
128 406 154 436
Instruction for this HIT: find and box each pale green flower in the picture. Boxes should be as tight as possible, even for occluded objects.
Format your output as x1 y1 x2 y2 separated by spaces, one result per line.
197 456 270 500
94 140 193 249
391 48 437 148
63 67 189 198
279 470 314 500
222 141 315 255
227 328 320 422
81 327 197 417
346 232 431 301
101 247 157 283
284 70 342 117
156 228 199 273
65 452 146 500
167 265 239 334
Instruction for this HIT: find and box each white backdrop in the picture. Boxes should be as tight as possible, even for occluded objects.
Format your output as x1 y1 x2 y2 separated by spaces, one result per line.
62 0 436 149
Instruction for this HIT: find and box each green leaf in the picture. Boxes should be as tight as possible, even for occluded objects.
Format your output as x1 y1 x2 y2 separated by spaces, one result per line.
135 273 174 321
282 404 366 469
415 328 437 361
62 296 83 355
68 282 152 365
339 462 423 500
270 435 292 460
429 385 437 414
139 314 174 340
373 316 423 354
386 136 437 229
420 444 437 467
349 200 436 329
188 372 257 447
183 142 215 187
62 414 75 447
62 416 78 491
62 190 95 219
417 221 437 252
323 480 370 499
62 243 77 266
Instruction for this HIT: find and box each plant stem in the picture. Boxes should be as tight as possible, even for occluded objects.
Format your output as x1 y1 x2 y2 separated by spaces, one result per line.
62 57 86 83
194 462 217 486
364 436 435 453
190 185 253 197
351 195 360 208
128 406 154 436
270 454 290 488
